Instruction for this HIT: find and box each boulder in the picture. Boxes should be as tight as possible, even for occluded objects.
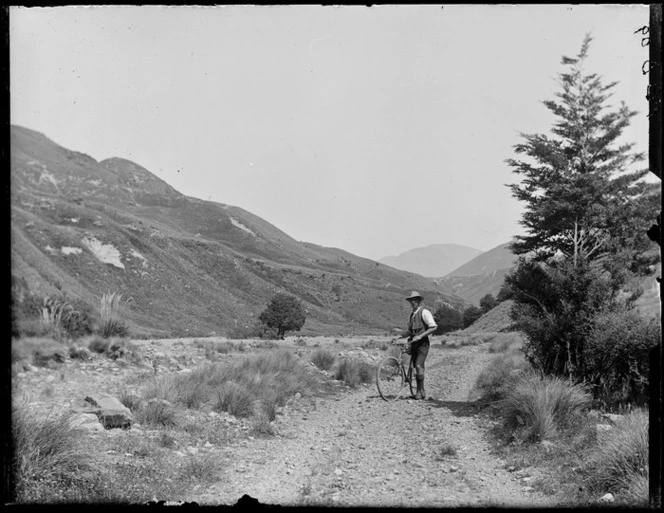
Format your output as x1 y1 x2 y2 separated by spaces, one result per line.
84 393 133 429
70 412 105 433
600 493 614 503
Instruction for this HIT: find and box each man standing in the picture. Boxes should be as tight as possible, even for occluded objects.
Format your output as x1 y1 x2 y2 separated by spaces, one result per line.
395 291 438 400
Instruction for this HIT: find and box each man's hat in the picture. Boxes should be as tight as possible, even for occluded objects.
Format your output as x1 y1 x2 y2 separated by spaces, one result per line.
406 291 423 301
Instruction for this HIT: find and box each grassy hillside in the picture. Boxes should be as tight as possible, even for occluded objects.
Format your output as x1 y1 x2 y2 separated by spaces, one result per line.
10 125 465 338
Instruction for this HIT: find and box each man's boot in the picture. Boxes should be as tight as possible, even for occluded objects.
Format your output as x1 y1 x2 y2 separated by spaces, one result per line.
415 375 425 400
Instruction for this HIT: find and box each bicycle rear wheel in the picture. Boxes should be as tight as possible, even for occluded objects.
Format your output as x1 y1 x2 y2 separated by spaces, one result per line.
376 356 404 401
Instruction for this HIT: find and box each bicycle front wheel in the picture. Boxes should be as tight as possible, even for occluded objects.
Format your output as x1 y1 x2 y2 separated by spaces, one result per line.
376 356 405 401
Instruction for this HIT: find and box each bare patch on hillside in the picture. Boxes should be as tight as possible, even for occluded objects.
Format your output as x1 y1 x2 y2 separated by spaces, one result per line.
82 236 125 269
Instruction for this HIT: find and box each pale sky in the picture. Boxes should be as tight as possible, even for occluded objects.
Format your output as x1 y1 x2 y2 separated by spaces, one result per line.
10 5 651 260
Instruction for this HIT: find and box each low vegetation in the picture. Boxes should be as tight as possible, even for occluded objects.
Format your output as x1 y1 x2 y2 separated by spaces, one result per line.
474 352 527 401
584 409 649 505
99 292 131 338
310 348 336 371
334 358 375 388
502 371 591 442
474 339 651 506
141 349 320 422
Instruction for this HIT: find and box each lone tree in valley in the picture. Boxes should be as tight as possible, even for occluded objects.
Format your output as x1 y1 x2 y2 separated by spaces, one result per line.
259 293 306 339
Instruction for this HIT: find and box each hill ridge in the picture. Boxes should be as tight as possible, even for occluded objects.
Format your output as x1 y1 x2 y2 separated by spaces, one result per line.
10 125 466 338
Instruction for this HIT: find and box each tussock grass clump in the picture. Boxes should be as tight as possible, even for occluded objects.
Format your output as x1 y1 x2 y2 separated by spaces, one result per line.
12 404 93 503
135 399 178 427
142 373 207 410
311 349 336 370
141 349 318 423
118 389 142 412
99 292 130 338
214 382 254 418
585 409 649 504
475 353 527 401
334 358 375 388
503 371 591 442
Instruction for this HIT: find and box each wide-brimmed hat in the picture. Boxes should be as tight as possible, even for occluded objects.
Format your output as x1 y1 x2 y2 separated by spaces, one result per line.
405 291 423 301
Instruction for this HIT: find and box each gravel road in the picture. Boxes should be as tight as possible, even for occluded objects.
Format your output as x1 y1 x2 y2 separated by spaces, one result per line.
186 344 557 507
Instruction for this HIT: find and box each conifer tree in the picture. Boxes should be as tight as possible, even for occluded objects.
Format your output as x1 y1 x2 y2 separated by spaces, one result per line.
506 34 658 277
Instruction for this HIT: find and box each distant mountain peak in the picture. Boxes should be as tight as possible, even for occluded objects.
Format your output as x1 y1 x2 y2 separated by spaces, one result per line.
379 243 483 278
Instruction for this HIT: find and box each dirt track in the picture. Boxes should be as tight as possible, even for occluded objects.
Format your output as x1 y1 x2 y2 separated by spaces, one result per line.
186 344 557 507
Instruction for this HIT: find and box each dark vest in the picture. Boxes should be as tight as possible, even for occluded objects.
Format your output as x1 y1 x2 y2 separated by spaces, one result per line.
408 307 431 336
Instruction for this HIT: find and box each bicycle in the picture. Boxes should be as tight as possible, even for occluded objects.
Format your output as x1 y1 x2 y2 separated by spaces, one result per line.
376 340 416 401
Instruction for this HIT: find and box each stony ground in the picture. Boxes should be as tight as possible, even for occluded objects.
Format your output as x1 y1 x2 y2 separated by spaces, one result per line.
12 336 565 507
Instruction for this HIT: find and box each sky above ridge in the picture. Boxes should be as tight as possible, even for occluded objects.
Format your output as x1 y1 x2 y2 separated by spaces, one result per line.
10 5 651 260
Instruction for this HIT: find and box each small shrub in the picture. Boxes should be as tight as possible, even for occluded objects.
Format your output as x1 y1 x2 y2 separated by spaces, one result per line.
585 409 649 503
88 336 110 354
585 308 660 408
503 371 591 442
311 349 336 371
357 361 375 384
68 345 91 361
435 443 458 460
295 337 307 347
